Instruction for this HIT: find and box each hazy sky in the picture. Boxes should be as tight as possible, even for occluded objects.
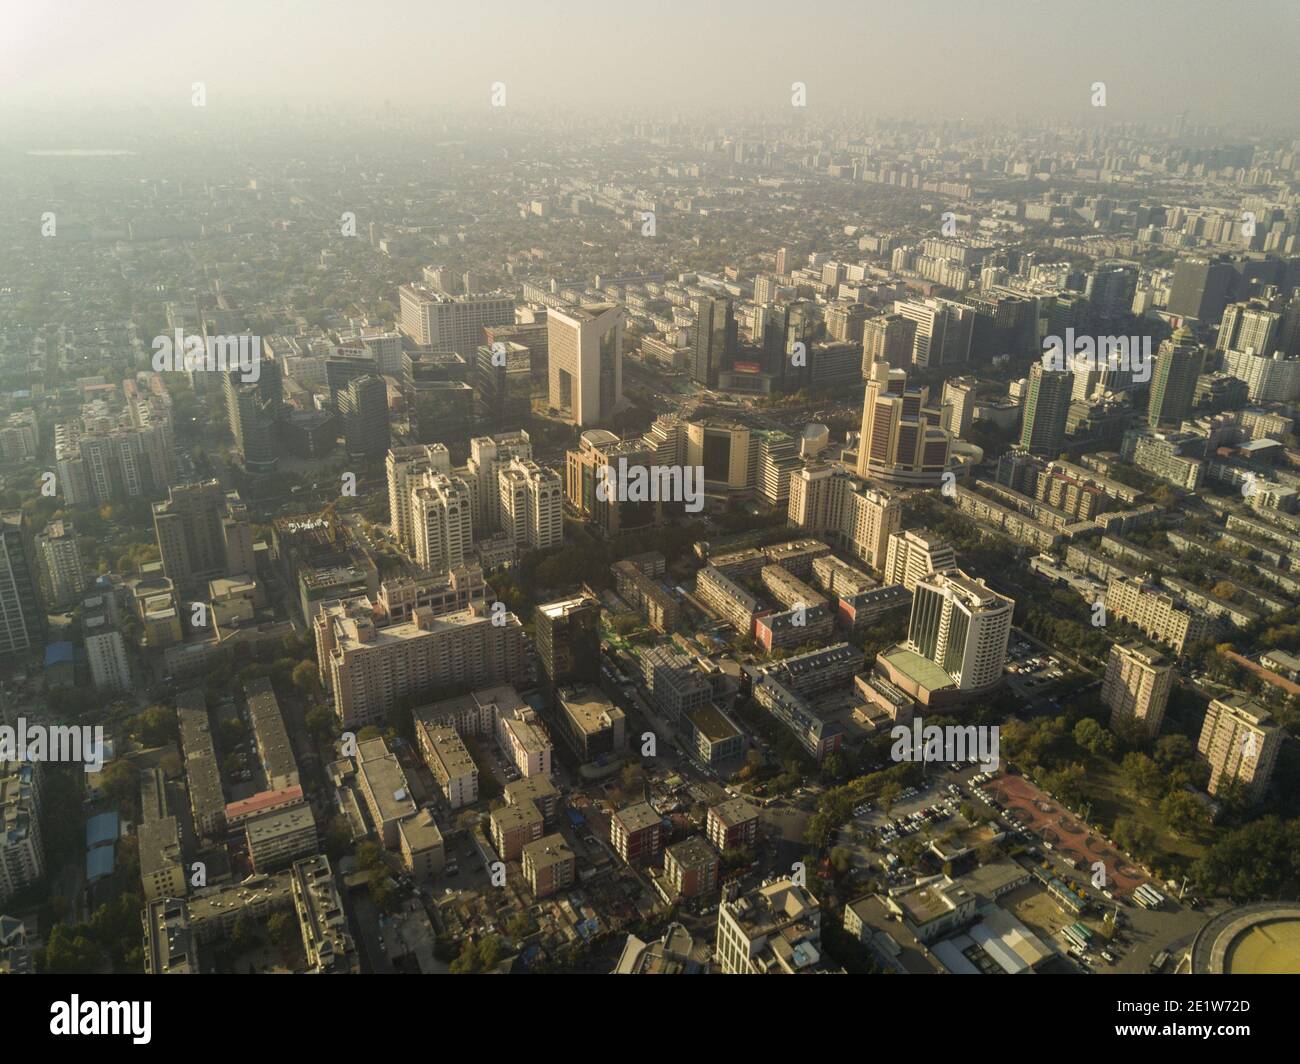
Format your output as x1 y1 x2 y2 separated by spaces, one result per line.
3 0 1299 126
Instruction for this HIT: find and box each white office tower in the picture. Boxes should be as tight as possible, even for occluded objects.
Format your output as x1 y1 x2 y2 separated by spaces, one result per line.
35 520 85 608
643 415 686 466
940 377 978 439
787 462 855 536
467 432 533 533
1 758 45 904
547 302 623 427
906 570 1012 692
1101 641 1173 737
499 457 563 552
411 474 473 573
842 485 902 570
84 609 131 692
397 285 515 354
884 529 957 592
387 444 451 550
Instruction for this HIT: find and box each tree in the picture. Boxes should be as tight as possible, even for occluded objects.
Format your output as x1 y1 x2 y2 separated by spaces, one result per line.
291 660 322 699
1120 752 1166 800
1159 791 1205 837
231 912 259 951
1043 762 1087 804
1073 718 1116 758
268 911 299 952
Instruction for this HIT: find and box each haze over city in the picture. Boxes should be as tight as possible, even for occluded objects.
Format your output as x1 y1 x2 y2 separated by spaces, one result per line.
2 0 1300 1037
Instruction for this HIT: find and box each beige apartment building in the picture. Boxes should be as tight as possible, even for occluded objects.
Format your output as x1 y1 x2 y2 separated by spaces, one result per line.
1101 641 1173 736
420 725 478 809
521 834 577 898
315 596 527 729
1104 576 1212 655
1197 695 1282 804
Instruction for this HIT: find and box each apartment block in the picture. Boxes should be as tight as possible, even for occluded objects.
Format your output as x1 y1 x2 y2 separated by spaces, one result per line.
707 798 760 852
521 834 577 898
1101 641 1174 737
1197 695 1282 804
664 836 720 898
611 802 664 866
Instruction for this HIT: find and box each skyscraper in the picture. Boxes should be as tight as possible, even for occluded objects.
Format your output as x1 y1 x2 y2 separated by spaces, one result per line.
893 297 974 368
224 361 282 474
906 570 1012 692
0 511 44 656
1146 328 1204 428
1166 256 1235 325
855 361 951 485
535 594 600 691
1019 363 1072 456
1102 641 1173 737
690 296 737 389
338 375 391 460
861 313 917 373
547 303 623 427
35 520 85 609
411 474 473 573
152 482 254 590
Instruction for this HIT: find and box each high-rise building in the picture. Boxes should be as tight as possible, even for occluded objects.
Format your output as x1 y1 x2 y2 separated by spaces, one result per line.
152 483 254 590
314 597 528 729
1218 300 1281 358
83 595 130 691
1146 329 1204 428
716 878 825 974
547 302 623 427
855 360 951 485
35 520 85 609
466 432 532 533
1084 263 1138 324
337 374 391 460
565 430 667 535
0 758 45 904
884 529 956 592
906 570 1012 692
224 361 282 474
690 295 737 389
1166 256 1235 325
535 594 600 691
1221 348 1300 403
1101 641 1173 737
0 511 44 656
1196 694 1281 804
787 462 855 537
893 297 974 368
498 457 563 553
397 284 514 354
861 312 918 373
940 376 978 439
403 351 473 445
1019 363 1072 455
411 474 473 573
474 341 532 427
842 485 902 570
386 444 451 551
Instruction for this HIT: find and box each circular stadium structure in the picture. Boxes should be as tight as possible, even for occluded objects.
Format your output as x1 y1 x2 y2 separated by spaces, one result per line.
1190 903 1300 974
